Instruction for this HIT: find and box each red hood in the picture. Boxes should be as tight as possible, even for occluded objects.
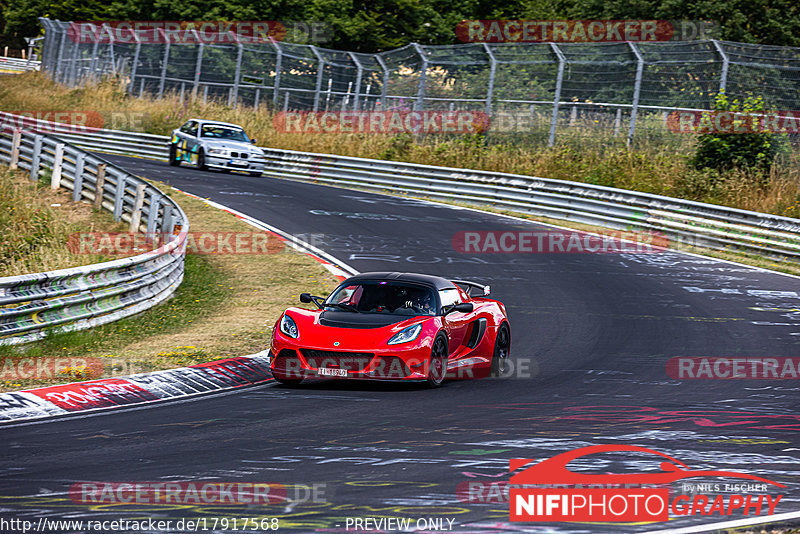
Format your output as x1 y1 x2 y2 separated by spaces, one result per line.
283 307 431 351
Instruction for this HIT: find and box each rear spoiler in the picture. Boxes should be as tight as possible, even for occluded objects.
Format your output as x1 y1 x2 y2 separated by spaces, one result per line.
451 279 491 297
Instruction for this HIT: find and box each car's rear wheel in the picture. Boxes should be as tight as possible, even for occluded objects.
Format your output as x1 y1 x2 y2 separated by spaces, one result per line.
426 335 448 387
168 144 179 166
490 323 511 377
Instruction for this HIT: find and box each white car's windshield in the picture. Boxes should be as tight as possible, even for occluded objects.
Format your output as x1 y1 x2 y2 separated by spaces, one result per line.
200 124 250 142
326 282 437 316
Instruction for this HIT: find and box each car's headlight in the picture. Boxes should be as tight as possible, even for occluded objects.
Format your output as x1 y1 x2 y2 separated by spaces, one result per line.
279 314 299 338
387 323 422 345
208 148 227 155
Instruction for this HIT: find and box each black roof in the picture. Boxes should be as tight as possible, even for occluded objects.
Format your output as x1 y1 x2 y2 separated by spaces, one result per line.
342 272 457 290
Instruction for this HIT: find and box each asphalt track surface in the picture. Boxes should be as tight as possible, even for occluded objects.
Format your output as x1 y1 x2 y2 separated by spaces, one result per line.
2 155 800 533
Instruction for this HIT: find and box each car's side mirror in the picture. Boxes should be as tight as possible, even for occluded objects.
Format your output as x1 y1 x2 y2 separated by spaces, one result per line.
251 138 257 144
299 293 313 303
445 302 473 315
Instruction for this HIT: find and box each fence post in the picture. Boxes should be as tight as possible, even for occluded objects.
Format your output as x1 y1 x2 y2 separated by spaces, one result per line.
310 46 325 112
375 55 389 111
412 43 428 112
113 175 126 220
230 35 243 108
72 153 86 202
105 25 116 75
51 143 64 189
9 129 21 170
94 163 107 208
54 26 67 83
614 108 622 137
89 23 101 80
348 52 363 112
193 38 204 99
158 29 170 98
483 43 497 117
68 35 80 85
627 42 644 147
29 135 43 181
549 43 566 147
711 39 729 95
271 39 282 105
128 38 141 95
130 183 147 232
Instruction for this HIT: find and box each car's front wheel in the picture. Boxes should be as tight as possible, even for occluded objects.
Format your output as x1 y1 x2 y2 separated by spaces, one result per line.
168 144 179 166
195 149 207 170
490 323 511 377
426 335 449 387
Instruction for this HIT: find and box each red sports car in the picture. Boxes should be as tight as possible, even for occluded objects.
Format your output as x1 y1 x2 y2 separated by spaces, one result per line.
268 272 511 387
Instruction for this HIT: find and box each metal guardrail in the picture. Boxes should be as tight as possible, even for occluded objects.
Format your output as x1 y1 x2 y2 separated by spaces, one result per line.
0 116 188 345
4 111 799 266
258 148 800 262
0 57 41 73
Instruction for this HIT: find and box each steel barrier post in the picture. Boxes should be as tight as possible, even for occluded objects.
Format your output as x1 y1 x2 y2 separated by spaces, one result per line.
29 135 43 181
94 163 107 208
51 143 64 189
9 129 21 170
130 183 147 232
72 153 86 201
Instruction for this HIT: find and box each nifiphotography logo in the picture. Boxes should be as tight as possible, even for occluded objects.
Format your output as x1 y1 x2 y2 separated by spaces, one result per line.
507 444 784 523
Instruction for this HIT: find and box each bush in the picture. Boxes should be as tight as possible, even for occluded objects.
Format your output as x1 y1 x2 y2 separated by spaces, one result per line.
691 92 787 177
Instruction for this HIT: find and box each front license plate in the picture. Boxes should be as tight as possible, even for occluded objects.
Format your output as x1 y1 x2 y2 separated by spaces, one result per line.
318 367 347 377
229 159 247 167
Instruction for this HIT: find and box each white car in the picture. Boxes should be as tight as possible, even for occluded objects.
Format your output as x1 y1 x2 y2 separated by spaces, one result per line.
169 119 266 176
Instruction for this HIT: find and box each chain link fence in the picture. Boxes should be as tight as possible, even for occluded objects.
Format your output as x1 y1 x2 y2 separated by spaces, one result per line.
37 18 800 146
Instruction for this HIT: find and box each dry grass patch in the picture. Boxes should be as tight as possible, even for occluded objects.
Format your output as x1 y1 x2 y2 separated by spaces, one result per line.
0 165 128 276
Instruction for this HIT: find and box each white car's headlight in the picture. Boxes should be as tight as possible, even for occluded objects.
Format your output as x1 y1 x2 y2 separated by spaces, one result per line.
279 314 299 338
387 323 422 345
208 148 228 155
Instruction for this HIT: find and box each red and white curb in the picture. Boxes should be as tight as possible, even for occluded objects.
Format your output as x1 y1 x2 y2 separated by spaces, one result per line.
0 353 272 424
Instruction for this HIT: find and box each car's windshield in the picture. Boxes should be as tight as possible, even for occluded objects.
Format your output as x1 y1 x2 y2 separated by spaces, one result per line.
326 282 437 316
200 124 250 142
